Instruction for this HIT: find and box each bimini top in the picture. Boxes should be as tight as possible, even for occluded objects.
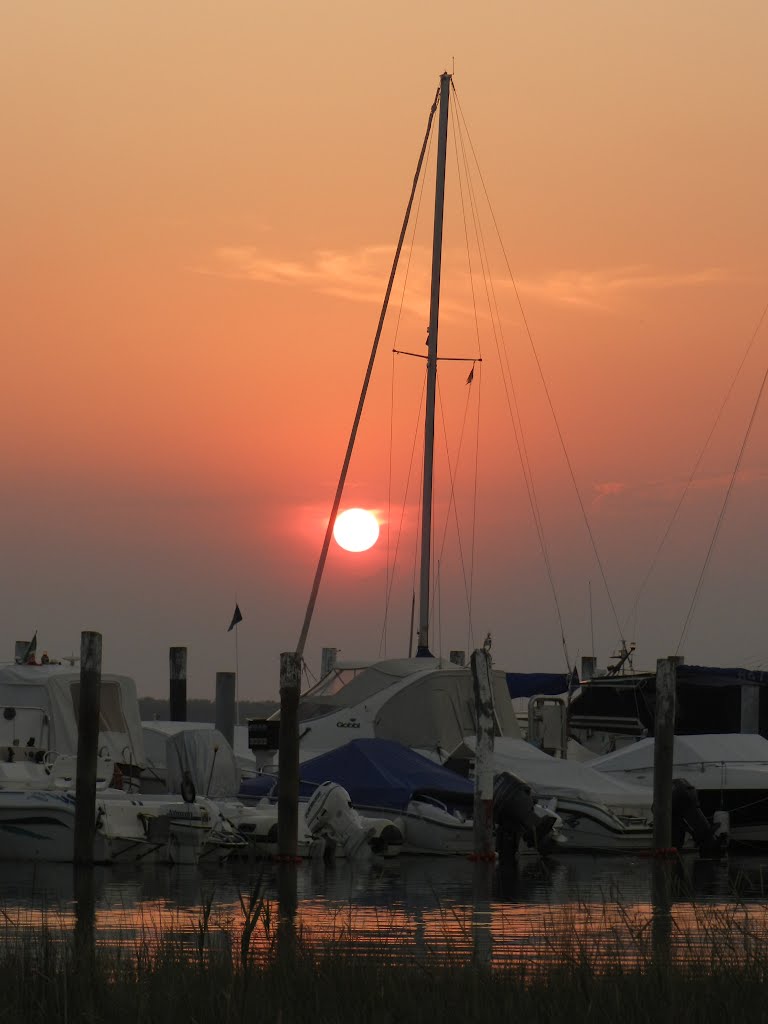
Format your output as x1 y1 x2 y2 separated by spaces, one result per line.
297 738 474 811
0 664 145 768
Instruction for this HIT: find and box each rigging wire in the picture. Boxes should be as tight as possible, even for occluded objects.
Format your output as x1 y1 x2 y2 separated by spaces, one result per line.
677 357 768 654
296 85 440 660
452 81 575 671
379 367 428 657
452 83 625 660
448 96 484 652
626 297 768 635
382 117 436 655
434 368 478 640
409 97 487 650
468 362 482 656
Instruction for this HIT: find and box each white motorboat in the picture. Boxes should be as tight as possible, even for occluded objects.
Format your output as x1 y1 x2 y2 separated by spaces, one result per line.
0 755 162 864
0 666 241 864
248 656 683 853
591 733 768 848
445 735 656 853
243 738 484 857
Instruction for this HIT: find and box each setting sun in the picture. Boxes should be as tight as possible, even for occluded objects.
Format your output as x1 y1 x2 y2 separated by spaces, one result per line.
333 508 380 553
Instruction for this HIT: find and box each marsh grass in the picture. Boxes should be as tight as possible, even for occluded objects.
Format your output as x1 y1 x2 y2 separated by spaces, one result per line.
2 882 768 1023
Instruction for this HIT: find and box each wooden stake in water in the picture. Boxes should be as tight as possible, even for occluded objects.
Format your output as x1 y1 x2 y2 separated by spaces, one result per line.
278 651 301 859
471 647 495 858
169 646 187 722
653 657 677 850
74 630 102 865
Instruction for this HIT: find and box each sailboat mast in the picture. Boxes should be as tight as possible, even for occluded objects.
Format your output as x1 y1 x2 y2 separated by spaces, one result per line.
416 71 451 658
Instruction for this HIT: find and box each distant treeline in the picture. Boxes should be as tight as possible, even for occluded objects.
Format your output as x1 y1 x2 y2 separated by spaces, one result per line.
139 697 279 722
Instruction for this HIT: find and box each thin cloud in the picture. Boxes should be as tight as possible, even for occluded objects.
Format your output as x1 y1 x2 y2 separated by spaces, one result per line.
593 481 627 505
203 246 730 317
208 244 430 316
592 468 768 508
515 266 729 310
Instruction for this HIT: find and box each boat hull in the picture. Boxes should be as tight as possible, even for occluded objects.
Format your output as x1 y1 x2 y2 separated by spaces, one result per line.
0 791 155 863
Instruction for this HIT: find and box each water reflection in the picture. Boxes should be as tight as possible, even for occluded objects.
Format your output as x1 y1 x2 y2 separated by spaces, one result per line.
1 852 767 970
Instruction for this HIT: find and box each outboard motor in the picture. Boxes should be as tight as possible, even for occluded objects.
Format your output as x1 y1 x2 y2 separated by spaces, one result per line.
670 778 728 858
305 781 376 859
493 772 561 859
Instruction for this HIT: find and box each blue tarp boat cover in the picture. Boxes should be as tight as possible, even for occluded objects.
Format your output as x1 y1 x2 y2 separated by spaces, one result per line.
239 738 474 810
299 739 475 808
240 772 277 800
506 672 574 698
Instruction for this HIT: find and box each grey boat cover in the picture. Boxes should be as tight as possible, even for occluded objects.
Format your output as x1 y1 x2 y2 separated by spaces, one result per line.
0 664 145 768
458 736 654 812
591 733 768 771
164 727 240 799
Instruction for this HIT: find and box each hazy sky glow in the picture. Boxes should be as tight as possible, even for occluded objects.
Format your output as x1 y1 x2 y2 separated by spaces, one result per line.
2 2 767 699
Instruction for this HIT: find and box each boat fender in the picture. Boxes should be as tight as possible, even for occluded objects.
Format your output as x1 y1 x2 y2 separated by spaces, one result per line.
365 820 404 857
670 778 727 857
180 771 196 804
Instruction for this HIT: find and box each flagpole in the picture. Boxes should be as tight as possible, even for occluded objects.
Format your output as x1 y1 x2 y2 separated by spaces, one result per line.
235 622 240 727
228 601 243 729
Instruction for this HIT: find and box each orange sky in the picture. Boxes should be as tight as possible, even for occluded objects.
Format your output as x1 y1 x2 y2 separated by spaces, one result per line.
2 3 767 699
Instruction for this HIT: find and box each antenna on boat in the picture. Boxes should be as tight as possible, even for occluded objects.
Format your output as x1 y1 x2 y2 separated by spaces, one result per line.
416 70 451 658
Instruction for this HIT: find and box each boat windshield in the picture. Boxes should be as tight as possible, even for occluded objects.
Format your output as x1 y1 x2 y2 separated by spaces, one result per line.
303 665 372 700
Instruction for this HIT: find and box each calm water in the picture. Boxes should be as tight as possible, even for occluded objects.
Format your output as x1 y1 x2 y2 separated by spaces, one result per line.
3 852 768 968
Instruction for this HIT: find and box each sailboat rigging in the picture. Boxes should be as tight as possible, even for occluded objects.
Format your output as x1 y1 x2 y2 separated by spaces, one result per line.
295 72 459 664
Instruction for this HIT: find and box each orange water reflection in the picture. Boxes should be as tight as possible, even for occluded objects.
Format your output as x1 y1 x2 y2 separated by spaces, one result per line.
2 855 768 973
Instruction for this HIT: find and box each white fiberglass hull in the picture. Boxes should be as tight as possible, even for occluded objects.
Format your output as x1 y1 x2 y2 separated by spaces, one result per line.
0 791 156 864
549 796 654 853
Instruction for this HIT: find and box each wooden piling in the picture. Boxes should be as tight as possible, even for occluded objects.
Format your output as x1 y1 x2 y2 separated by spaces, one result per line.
74 631 102 865
653 656 677 850
470 648 495 858
580 655 597 680
215 671 236 748
169 646 187 722
278 651 301 859
320 647 337 679
741 683 760 734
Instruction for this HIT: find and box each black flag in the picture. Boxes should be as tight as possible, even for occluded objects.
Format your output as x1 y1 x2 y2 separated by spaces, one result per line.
18 631 37 665
466 366 475 385
228 604 243 631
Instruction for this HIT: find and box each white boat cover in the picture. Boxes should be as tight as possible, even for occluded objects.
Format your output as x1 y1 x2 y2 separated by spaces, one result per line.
591 733 768 771
143 721 257 784
459 736 654 811
0 665 145 768
156 726 240 799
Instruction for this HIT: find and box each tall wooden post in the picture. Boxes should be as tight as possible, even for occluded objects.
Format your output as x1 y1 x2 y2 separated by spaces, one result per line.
278 652 301 859
580 655 597 680
169 646 187 722
653 657 677 850
215 671 236 748
741 684 760 733
320 647 337 679
74 631 102 865
470 648 495 858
